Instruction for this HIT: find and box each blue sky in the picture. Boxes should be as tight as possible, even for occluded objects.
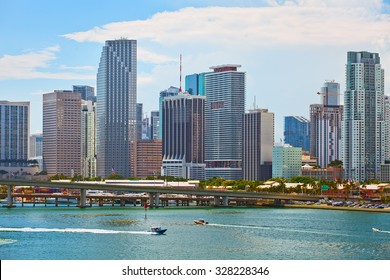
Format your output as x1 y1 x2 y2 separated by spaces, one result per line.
1 0 390 140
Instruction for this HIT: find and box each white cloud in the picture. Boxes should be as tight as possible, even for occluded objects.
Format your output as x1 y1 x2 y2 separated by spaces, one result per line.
63 3 390 48
0 46 95 80
138 47 177 64
61 1 390 140
59 65 96 71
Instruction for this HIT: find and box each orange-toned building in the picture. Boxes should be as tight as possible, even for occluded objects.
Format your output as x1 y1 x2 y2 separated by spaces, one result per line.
131 140 162 178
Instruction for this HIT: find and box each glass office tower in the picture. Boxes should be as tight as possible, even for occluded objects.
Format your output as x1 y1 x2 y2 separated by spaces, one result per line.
96 39 137 178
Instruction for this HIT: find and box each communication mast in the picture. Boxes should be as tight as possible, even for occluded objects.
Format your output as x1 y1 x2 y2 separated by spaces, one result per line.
179 54 182 93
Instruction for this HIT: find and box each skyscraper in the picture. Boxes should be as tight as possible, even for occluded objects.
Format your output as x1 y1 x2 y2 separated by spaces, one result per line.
342 51 385 181
185 73 207 96
96 39 137 178
73 85 95 102
43 91 81 176
284 116 310 152
162 93 205 180
81 100 96 178
29 133 42 159
159 86 179 139
205 64 245 180
0 101 30 168
242 109 274 181
136 103 143 140
310 81 343 168
150 111 160 140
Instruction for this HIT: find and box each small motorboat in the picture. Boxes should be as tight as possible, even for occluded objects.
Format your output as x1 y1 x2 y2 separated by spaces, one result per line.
194 219 208 225
372 227 382 232
148 227 167 234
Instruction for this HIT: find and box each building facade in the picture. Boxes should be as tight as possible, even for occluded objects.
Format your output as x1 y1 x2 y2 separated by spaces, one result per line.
185 73 207 96
310 80 343 168
81 100 96 178
272 144 302 179
342 51 385 181
136 103 143 140
96 39 137 178
158 86 179 139
205 64 245 180
242 109 274 181
0 101 30 168
133 139 162 178
150 111 160 140
29 133 42 159
284 116 310 152
43 91 81 176
162 93 205 180
73 85 95 102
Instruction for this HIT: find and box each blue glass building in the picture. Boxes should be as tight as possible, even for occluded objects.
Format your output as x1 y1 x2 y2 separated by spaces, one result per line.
284 116 310 152
185 73 207 96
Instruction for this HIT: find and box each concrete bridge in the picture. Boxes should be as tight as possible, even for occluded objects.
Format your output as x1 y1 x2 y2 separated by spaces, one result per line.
0 179 323 208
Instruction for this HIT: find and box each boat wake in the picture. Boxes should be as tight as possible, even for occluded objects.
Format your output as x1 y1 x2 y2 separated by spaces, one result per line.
208 223 354 237
0 227 156 235
0 238 17 245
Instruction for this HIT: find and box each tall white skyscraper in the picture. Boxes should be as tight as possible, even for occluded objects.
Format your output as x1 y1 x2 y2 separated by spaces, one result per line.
342 51 385 181
96 39 137 178
204 64 245 180
310 81 343 168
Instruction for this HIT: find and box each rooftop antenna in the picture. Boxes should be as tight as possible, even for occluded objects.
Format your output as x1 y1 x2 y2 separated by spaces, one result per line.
253 96 256 110
179 54 182 93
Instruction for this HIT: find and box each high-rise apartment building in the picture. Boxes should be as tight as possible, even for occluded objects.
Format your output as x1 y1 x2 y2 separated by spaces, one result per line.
284 116 310 152
81 100 96 178
242 109 274 181
96 39 137 178
205 64 245 180
162 93 205 180
272 144 302 179
0 101 30 167
342 51 385 181
384 95 390 161
43 91 81 176
310 81 343 168
73 85 95 102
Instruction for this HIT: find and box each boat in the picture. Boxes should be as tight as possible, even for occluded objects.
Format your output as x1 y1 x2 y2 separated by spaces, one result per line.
194 219 208 225
148 227 167 234
372 227 382 232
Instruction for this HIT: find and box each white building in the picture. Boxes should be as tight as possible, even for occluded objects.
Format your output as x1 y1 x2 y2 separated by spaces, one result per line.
342 51 385 181
272 144 302 179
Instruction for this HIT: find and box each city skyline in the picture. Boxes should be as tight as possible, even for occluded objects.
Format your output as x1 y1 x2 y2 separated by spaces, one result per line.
1 0 390 141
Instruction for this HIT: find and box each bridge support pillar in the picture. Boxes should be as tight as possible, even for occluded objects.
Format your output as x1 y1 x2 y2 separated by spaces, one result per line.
274 198 282 206
214 196 220 206
148 192 160 207
155 192 160 207
79 189 87 208
6 185 13 208
222 196 229 206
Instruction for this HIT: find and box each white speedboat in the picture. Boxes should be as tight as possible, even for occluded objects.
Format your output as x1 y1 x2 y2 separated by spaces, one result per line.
372 227 382 232
148 227 167 234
